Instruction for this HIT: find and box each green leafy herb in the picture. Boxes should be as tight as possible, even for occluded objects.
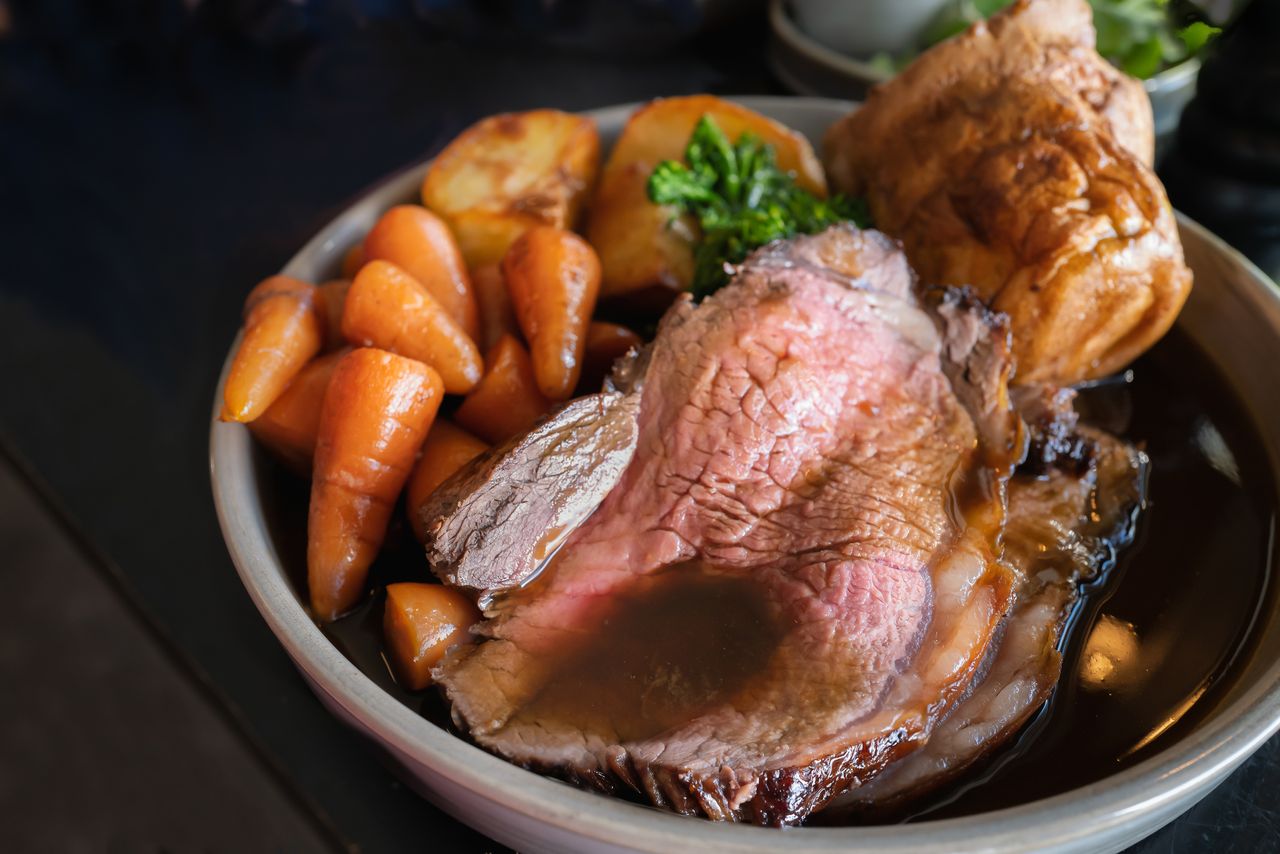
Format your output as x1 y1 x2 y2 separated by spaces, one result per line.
647 116 870 298
1177 20 1220 54
1092 0 1187 78
917 0 1219 80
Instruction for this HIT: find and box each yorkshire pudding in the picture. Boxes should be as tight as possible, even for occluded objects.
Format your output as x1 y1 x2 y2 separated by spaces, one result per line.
823 0 1192 385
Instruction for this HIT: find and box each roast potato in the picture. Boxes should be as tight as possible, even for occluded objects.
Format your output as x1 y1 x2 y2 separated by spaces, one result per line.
587 95 828 301
422 110 600 269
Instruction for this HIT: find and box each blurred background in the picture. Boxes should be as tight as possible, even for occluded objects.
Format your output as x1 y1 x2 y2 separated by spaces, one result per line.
0 1 1276 852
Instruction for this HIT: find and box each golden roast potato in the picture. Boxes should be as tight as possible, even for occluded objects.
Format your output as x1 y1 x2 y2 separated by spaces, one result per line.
422 110 600 269
587 95 827 301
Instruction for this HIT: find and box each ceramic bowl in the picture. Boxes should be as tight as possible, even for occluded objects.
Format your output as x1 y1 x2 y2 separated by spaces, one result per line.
766 0 1199 141
210 97 1280 854
789 0 950 57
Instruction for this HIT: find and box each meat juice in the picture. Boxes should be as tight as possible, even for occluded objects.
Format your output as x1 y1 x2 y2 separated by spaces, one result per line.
889 329 1276 822
258 328 1275 824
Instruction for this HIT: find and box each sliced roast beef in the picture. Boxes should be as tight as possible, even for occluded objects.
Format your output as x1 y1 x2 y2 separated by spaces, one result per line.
421 390 643 595
1014 383 1092 476
421 340 654 599
425 225 1021 825
932 287 1023 469
835 426 1145 812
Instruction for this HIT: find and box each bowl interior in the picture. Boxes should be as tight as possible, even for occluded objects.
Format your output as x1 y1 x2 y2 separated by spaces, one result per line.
210 97 1280 852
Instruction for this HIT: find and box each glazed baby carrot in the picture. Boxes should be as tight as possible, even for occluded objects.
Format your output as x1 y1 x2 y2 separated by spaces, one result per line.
577 321 643 394
341 260 483 395
501 226 601 400
316 279 350 350
340 244 365 279
248 349 347 473
470 263 520 352
222 275 323 423
363 205 481 342
309 348 444 621
455 334 551 444
406 420 489 542
383 582 480 690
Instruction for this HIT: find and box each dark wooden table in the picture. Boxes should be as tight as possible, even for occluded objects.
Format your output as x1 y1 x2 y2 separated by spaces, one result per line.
1 4 1277 852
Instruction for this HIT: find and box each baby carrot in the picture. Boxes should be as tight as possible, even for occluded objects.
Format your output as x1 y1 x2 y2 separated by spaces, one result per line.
455 334 551 444
309 348 444 621
247 349 347 473
502 226 601 400
316 279 350 351
342 260 483 395
470 263 520 352
383 582 480 690
340 244 365 279
364 205 481 342
577 321 643 394
222 275 323 423
405 420 489 542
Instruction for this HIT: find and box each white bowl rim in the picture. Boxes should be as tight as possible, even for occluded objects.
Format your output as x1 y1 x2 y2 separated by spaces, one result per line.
209 95 1280 852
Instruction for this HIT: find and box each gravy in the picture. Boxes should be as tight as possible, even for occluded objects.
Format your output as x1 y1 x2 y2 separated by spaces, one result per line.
891 330 1276 822
509 568 782 743
262 328 1275 824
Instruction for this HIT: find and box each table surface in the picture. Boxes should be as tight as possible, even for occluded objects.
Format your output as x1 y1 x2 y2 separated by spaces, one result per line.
1 5 1278 852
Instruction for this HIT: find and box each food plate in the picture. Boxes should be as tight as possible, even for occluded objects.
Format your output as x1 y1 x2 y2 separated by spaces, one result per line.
210 96 1280 853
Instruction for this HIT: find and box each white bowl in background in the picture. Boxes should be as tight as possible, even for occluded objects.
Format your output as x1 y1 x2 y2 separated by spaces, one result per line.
790 0 950 57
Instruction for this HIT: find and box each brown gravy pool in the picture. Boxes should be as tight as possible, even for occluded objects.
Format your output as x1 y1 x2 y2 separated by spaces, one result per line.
258 329 1276 825
509 569 783 744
